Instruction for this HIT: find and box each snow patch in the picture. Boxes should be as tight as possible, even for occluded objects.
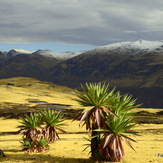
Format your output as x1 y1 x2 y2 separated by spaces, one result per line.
97 40 163 52
14 49 33 54
33 49 84 60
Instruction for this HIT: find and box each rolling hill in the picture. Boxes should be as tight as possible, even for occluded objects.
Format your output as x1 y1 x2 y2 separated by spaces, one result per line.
0 40 162 108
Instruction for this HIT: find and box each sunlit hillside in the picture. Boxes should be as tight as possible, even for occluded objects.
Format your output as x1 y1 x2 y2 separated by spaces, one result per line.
0 77 80 117
0 77 163 163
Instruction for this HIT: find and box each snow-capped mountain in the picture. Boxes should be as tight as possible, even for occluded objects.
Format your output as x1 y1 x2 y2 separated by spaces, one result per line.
2 40 163 60
2 49 84 60
4 49 33 57
94 40 163 54
0 40 162 108
32 49 84 60
14 49 33 54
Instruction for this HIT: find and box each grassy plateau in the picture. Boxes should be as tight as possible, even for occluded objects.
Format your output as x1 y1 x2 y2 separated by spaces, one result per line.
0 77 163 163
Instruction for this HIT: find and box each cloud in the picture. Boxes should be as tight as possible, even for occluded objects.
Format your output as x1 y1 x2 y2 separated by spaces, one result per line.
124 31 137 34
0 0 163 45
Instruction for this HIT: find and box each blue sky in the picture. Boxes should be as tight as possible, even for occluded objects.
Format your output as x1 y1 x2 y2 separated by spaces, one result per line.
0 0 163 52
0 42 96 52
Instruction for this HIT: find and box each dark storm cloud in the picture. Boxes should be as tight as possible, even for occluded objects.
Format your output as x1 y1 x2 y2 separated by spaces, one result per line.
0 0 162 45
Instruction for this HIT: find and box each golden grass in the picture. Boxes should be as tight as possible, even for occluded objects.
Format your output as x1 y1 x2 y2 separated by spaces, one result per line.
0 78 79 117
0 82 78 107
0 118 163 163
0 77 163 162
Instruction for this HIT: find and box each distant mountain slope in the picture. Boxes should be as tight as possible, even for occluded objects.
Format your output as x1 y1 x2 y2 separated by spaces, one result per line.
49 50 163 88
46 40 163 108
0 53 60 80
32 49 84 60
0 49 84 60
0 40 163 108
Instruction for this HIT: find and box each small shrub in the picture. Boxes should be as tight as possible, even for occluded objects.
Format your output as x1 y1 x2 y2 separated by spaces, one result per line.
18 112 43 141
36 137 49 152
20 137 49 153
20 138 34 152
41 109 67 143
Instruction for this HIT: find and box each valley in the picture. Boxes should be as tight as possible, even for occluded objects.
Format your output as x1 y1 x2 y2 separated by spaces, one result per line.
0 40 162 108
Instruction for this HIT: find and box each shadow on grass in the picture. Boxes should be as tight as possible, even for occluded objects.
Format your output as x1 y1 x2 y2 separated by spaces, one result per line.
2 152 93 163
0 131 19 136
0 107 84 120
156 111 163 115
3 149 21 153
143 128 163 134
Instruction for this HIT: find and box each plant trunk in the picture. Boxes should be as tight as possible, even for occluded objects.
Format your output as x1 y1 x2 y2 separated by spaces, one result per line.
91 124 98 158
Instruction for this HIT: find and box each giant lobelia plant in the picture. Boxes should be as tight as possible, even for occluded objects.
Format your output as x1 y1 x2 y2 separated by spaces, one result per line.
40 109 67 143
18 113 43 141
74 83 140 162
18 110 66 152
73 83 119 158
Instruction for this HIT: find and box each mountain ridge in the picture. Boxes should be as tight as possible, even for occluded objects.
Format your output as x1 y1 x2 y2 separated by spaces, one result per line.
0 49 84 60
0 40 163 108
97 40 163 51
1 40 163 60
